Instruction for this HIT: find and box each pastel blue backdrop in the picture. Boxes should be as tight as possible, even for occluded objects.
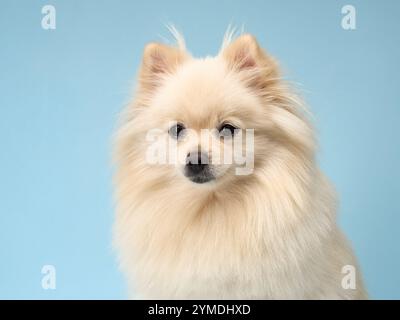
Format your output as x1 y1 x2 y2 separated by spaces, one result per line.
0 0 399 299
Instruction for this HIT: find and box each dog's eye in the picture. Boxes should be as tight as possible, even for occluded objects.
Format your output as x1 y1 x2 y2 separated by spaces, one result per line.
169 123 186 139
218 124 237 137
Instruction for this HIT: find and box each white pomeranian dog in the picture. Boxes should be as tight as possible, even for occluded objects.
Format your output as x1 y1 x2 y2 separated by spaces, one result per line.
113 29 367 299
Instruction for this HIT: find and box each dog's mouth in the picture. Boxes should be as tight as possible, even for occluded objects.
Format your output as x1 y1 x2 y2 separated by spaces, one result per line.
187 173 215 184
184 164 215 184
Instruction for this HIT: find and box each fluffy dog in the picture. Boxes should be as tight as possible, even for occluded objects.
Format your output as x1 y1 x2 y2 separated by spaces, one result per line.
113 30 367 299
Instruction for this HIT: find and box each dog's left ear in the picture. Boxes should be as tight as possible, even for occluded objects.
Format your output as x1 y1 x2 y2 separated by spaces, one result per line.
222 34 279 89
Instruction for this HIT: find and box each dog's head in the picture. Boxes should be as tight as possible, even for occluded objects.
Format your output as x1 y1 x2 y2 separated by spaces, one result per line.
117 32 314 192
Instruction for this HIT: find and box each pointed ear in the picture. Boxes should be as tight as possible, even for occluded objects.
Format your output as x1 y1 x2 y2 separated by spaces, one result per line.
222 34 279 88
222 34 260 70
139 42 187 96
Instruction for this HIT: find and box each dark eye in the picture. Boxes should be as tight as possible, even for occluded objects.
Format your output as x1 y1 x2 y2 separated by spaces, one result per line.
218 123 237 137
169 123 185 139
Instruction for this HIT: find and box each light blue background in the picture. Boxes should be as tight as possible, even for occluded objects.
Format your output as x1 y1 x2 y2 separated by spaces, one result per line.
0 0 399 299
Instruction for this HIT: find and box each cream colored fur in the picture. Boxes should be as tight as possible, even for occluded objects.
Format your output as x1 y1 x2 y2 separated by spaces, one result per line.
113 31 367 299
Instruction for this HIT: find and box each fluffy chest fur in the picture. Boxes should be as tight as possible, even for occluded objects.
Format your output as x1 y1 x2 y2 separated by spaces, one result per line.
114 161 363 299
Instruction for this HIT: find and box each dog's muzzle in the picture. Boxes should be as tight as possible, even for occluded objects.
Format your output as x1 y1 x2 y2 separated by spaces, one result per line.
184 152 215 184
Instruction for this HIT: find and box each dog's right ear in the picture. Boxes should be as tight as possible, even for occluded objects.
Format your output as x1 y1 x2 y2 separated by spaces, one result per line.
138 43 187 98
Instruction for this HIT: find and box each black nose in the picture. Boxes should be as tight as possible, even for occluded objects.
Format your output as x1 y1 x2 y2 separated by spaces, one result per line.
185 152 209 176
